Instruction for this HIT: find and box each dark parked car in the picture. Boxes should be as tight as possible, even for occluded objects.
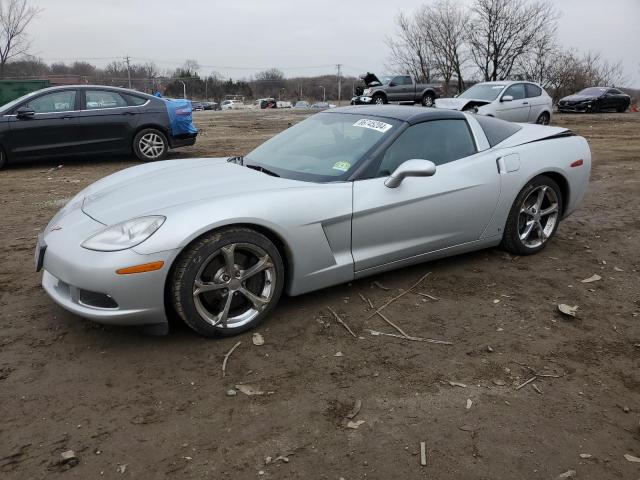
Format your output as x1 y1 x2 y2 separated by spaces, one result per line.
351 73 442 107
259 98 277 109
190 101 205 111
558 87 631 113
202 101 220 111
0 85 197 169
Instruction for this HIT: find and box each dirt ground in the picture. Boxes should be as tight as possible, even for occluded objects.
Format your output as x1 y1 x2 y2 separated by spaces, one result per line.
1 109 639 480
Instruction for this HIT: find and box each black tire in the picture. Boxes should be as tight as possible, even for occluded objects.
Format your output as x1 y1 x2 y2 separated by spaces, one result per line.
171 227 285 338
617 103 628 113
536 112 550 125
133 128 168 162
501 175 563 256
372 93 386 105
421 93 435 107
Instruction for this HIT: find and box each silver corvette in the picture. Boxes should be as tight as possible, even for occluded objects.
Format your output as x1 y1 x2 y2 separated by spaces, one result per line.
36 106 591 337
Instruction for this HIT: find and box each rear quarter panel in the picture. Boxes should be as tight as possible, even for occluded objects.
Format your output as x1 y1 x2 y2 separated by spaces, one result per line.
481 135 591 238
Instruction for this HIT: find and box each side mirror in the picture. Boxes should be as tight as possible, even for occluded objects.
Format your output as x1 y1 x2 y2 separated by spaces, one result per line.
16 107 35 119
501 95 514 102
388 82 397 87
385 159 436 188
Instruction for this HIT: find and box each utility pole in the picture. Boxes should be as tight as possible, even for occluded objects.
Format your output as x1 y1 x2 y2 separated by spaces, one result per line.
318 85 325 102
336 64 342 106
124 55 132 89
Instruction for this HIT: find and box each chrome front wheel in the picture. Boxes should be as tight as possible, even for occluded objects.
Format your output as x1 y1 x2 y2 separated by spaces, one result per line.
171 228 284 337
192 243 276 329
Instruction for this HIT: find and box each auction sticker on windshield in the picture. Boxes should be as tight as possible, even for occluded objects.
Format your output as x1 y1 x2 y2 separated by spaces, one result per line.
353 119 393 133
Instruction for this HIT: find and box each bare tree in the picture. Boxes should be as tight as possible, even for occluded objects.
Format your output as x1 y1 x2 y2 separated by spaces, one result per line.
420 0 469 94
255 68 284 81
516 22 560 88
0 0 40 77
385 11 433 82
467 0 559 81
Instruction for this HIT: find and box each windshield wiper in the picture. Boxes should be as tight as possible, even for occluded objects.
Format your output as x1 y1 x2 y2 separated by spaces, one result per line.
227 156 244 165
245 163 280 178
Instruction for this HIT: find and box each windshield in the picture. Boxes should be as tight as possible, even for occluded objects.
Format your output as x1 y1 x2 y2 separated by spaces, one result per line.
0 89 44 112
458 84 506 101
244 112 400 181
577 87 607 96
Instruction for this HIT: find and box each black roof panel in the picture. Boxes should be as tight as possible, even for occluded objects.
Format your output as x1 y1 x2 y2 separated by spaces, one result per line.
330 105 466 124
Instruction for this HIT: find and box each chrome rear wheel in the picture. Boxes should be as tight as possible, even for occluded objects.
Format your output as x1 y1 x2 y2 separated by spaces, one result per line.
501 175 563 255
517 185 559 249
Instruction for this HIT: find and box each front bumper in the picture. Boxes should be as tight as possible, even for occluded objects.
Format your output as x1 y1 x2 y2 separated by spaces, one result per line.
557 103 593 112
39 205 180 327
350 96 373 105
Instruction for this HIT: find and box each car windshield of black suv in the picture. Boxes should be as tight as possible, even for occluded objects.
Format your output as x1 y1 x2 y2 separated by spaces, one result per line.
459 84 506 101
244 112 400 181
577 87 607 96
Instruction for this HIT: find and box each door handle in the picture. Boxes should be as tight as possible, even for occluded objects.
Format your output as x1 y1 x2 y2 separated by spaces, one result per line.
62 115 74 120
522 101 529 105
123 111 137 116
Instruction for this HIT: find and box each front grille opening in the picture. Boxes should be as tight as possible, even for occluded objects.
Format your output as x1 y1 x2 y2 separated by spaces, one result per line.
79 289 118 309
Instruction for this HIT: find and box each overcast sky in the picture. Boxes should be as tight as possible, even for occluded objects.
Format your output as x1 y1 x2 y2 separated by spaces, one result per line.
29 0 640 87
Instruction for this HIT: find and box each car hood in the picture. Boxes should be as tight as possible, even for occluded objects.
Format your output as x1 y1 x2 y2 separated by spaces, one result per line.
361 72 384 87
560 94 598 102
434 97 490 110
81 158 303 225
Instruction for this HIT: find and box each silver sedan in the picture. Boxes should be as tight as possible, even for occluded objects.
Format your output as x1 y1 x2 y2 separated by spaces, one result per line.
37 105 591 337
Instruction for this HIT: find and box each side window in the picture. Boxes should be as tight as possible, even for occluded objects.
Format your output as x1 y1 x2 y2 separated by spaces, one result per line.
608 89 621 95
391 76 408 86
503 84 525 100
124 94 147 106
377 120 476 176
399 76 412 85
85 90 128 109
23 91 76 113
525 84 542 98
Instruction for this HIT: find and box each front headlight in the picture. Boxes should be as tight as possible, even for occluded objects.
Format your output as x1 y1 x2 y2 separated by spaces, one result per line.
81 216 166 252
363 88 372 96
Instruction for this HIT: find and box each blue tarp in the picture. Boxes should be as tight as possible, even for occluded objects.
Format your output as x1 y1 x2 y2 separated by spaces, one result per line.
163 98 198 137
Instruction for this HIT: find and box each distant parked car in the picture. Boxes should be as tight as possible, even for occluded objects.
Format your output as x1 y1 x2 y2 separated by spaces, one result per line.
221 100 242 110
311 102 330 110
0 85 197 169
190 101 205 111
558 87 630 113
350 73 442 107
435 81 553 125
293 101 310 109
201 101 219 111
276 101 292 108
258 98 277 109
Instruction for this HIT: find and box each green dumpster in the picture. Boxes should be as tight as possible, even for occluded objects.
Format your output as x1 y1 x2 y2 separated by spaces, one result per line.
0 80 50 107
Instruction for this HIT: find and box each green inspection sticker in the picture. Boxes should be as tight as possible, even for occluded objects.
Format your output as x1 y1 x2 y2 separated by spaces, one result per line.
332 161 351 172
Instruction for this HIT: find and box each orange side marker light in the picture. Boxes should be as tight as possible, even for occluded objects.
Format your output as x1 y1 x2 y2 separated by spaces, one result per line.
116 261 164 275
